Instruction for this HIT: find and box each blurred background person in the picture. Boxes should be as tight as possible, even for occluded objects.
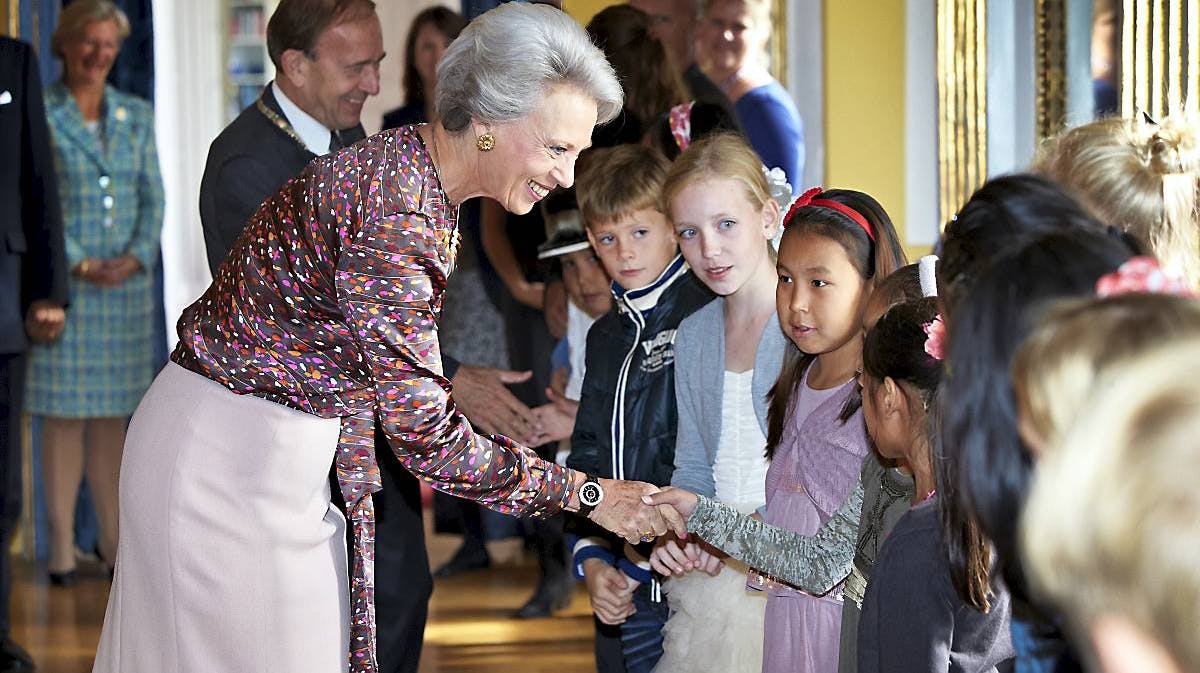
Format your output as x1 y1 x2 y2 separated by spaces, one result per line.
586 4 688 148
0 34 70 673
627 0 737 122
1023 339 1200 673
28 0 163 587
696 0 802 188
381 5 513 587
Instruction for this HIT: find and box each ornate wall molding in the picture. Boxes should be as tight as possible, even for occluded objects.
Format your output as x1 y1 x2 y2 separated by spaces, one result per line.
1036 0 1068 137
1121 0 1200 117
937 0 988 224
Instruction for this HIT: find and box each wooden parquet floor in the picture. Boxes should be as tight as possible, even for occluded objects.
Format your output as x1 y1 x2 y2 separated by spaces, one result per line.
8 527 597 673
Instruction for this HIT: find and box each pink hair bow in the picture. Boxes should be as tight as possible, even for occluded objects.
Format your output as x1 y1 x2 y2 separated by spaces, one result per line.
668 101 695 152
1095 256 1195 298
923 314 946 361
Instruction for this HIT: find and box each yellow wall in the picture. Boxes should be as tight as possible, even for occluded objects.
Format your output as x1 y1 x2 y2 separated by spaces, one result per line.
562 0 619 26
823 0 909 249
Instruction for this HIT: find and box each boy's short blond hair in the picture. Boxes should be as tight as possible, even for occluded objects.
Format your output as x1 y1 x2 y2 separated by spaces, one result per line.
576 145 671 230
1023 338 1200 672
1012 293 1200 448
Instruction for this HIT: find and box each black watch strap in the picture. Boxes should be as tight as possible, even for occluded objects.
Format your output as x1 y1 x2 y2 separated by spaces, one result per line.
577 474 604 517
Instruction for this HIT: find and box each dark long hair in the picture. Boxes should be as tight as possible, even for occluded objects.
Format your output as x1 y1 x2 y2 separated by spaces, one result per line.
586 5 688 133
764 189 907 458
934 173 1138 614
863 297 942 403
940 229 1136 614
402 6 467 107
938 174 1110 315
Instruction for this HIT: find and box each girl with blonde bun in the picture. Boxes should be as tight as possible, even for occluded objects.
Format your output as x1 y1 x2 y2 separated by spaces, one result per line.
1035 114 1200 287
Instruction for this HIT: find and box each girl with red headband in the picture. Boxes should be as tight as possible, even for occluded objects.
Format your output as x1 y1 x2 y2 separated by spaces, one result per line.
648 187 905 672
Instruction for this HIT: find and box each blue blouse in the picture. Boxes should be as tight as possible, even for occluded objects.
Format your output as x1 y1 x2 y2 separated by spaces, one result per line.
736 81 804 190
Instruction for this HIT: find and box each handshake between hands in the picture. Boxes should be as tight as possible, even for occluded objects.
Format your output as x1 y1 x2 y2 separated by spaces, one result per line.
580 482 724 625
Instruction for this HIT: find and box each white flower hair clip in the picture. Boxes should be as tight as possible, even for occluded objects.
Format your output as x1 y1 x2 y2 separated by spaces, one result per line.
762 166 795 251
762 166 793 215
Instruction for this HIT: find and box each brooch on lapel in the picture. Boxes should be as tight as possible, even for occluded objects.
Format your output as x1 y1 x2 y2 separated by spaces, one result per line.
115 106 127 121
0 90 12 105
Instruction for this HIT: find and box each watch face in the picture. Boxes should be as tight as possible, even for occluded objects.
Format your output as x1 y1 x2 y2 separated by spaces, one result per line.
580 481 604 507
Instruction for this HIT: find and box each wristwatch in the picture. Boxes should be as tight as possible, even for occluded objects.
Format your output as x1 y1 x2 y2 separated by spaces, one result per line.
577 474 605 517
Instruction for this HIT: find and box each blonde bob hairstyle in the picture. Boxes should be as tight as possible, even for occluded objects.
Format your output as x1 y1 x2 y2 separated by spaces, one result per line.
661 132 773 220
1023 339 1200 672
1012 292 1200 452
52 0 131 60
1034 115 1200 288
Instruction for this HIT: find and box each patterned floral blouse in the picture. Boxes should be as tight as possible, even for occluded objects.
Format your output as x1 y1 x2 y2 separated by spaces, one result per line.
171 125 577 672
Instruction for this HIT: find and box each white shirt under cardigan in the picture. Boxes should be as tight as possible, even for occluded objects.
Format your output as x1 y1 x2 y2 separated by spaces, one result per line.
713 369 770 514
670 298 788 504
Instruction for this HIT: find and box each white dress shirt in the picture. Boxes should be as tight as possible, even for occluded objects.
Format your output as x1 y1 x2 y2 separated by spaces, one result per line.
272 81 332 156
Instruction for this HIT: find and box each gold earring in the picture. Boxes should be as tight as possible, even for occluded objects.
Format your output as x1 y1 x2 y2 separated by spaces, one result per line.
476 133 496 152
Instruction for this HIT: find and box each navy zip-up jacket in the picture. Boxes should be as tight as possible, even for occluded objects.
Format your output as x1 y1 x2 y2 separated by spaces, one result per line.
567 255 713 577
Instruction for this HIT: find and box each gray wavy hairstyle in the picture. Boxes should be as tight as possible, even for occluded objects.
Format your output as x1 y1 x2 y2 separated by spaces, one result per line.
436 3 623 133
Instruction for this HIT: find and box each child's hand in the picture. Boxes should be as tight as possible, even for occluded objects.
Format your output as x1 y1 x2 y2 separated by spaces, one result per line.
545 384 580 417
582 559 636 625
531 403 575 443
649 534 701 576
640 486 700 520
694 542 726 577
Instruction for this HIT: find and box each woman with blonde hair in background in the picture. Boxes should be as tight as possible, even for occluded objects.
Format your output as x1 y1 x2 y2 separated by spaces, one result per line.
695 0 803 187
1022 338 1200 673
1035 114 1200 287
30 0 163 586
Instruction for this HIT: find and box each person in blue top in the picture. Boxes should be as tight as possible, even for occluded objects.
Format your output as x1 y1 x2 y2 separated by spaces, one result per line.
697 0 804 189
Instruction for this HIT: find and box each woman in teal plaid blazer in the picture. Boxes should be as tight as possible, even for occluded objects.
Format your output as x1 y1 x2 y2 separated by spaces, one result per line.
27 0 163 583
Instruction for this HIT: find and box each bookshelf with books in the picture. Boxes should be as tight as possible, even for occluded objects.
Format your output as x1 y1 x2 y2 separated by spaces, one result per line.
223 0 277 122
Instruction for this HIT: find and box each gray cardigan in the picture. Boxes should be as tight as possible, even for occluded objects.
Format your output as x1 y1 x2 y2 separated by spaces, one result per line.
670 297 788 497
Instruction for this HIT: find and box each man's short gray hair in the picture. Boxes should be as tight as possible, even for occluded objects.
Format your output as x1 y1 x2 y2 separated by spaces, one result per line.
436 3 623 133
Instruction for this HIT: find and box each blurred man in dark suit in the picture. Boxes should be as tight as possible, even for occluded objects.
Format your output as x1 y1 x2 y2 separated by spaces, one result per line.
0 36 70 673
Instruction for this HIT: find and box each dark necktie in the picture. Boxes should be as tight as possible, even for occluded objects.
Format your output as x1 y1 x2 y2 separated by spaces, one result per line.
329 124 367 153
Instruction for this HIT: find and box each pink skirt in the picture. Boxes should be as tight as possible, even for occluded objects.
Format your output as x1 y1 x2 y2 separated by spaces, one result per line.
92 362 348 672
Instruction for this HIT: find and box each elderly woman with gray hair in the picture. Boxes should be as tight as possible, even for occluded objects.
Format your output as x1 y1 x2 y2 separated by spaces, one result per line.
92 5 683 673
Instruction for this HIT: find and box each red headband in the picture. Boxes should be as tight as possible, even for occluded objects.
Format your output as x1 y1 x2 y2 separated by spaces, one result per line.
784 187 876 241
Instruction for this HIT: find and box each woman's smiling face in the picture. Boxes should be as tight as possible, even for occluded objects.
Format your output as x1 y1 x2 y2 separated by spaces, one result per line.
480 84 598 215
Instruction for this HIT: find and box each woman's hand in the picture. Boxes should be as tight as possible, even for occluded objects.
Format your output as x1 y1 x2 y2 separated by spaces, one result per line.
75 255 143 287
640 486 700 520
584 478 687 545
102 255 143 285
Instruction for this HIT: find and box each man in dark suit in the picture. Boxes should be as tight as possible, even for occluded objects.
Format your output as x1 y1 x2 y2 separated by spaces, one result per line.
199 2 549 671
0 36 70 673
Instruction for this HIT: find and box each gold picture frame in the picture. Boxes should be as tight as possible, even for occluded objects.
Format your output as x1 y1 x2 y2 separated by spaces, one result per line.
936 0 988 225
3 0 17 37
1036 0 1068 139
